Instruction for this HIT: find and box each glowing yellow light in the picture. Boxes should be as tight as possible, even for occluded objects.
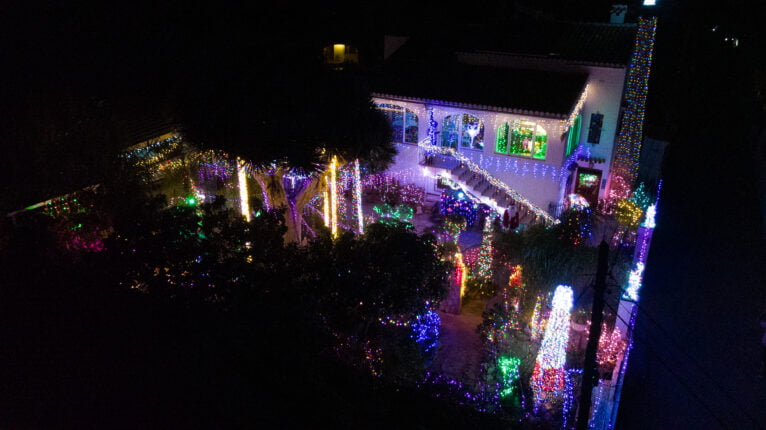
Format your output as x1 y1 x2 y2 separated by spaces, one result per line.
330 156 338 238
237 158 251 222
333 44 345 61
323 190 330 227
455 252 467 298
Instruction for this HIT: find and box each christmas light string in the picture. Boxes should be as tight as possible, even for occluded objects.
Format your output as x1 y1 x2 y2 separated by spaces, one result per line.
474 216 495 281
610 17 658 198
530 285 573 409
498 356 522 398
354 159 364 233
419 138 558 225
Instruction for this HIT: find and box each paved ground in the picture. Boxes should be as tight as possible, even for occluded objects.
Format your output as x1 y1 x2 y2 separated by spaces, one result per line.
428 296 488 388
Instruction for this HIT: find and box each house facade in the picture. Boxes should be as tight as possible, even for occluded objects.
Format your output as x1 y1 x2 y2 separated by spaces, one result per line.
371 18 657 222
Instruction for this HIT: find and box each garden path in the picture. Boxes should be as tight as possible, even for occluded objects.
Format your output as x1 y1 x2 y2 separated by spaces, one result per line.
428 296 487 388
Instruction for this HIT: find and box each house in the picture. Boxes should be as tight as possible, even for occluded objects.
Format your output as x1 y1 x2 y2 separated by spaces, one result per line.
370 15 658 224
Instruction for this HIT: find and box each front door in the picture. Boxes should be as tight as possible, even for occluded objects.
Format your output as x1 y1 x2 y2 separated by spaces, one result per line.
574 168 602 207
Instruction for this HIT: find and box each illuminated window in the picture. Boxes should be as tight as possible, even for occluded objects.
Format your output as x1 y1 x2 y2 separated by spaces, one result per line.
377 104 419 144
566 115 581 156
495 120 547 159
441 113 484 150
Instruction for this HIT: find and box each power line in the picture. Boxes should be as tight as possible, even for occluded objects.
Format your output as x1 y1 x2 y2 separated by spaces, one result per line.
631 301 762 428
605 302 731 429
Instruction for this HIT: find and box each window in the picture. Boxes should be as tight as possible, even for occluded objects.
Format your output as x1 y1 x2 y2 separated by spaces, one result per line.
441 113 484 150
377 104 419 144
587 113 603 144
566 115 582 157
495 120 548 159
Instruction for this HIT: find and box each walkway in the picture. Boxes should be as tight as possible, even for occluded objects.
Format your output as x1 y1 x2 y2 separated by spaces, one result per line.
427 297 487 388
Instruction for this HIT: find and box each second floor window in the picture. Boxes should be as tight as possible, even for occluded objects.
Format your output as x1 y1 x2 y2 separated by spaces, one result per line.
495 120 548 159
587 113 603 144
377 104 419 144
441 113 484 150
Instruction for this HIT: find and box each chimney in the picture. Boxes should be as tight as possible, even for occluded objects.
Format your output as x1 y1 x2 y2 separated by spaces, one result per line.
610 4 628 24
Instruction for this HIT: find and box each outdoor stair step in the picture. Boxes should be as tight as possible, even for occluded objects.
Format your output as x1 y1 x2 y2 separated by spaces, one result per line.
467 176 482 187
451 165 467 176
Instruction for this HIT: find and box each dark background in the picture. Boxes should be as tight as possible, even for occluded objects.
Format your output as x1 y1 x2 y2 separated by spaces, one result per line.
2 1 765 428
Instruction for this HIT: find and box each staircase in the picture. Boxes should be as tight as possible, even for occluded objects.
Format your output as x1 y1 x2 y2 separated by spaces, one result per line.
419 142 558 226
447 163 536 225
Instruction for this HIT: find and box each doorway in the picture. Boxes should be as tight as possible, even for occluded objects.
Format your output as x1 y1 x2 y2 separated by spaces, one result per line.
574 168 602 207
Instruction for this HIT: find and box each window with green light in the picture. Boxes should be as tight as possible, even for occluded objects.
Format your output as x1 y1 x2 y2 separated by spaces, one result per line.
495 120 547 159
377 103 419 144
566 115 581 157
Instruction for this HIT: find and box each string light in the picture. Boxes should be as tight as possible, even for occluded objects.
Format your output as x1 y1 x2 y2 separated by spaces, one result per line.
643 203 656 229
237 157 251 222
610 17 658 197
531 285 573 409
329 156 338 238
455 252 467 298
622 262 645 302
439 189 479 227
373 203 414 227
562 368 583 428
597 325 626 367
529 294 548 343
323 190 330 227
498 356 521 398
563 85 589 129
122 135 182 165
442 216 467 244
427 106 438 144
615 198 643 227
354 159 364 233
419 139 558 225
411 309 441 353
507 265 524 312
474 216 494 280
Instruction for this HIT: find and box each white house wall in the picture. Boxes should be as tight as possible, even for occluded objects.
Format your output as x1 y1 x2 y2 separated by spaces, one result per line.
455 52 628 200
373 96 572 210
575 65 627 196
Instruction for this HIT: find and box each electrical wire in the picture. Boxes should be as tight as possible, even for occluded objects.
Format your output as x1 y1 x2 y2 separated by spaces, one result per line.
605 302 734 429
631 301 762 428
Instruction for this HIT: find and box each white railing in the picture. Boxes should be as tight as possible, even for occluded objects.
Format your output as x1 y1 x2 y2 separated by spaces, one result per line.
418 138 559 225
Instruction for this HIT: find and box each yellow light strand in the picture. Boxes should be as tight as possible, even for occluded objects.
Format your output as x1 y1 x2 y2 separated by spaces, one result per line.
237 158 251 222
323 189 330 227
456 252 467 298
330 156 338 238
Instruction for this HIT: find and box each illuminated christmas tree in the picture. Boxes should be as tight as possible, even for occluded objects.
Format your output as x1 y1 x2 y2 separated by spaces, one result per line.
507 265 524 312
597 324 626 370
530 285 573 410
529 294 548 343
474 215 495 280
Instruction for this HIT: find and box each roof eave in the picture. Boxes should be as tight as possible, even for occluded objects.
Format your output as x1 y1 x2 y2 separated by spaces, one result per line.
371 92 569 120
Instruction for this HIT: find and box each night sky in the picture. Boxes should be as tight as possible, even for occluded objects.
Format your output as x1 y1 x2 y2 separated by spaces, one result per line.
2 1 766 428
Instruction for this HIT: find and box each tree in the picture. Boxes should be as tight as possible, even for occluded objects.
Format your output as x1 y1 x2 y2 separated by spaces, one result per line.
303 223 449 336
174 24 395 242
494 223 597 296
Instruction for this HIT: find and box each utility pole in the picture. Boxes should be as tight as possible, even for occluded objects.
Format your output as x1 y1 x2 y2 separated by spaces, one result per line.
576 239 609 430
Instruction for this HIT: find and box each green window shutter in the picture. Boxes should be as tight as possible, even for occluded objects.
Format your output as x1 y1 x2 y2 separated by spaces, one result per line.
566 115 582 157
